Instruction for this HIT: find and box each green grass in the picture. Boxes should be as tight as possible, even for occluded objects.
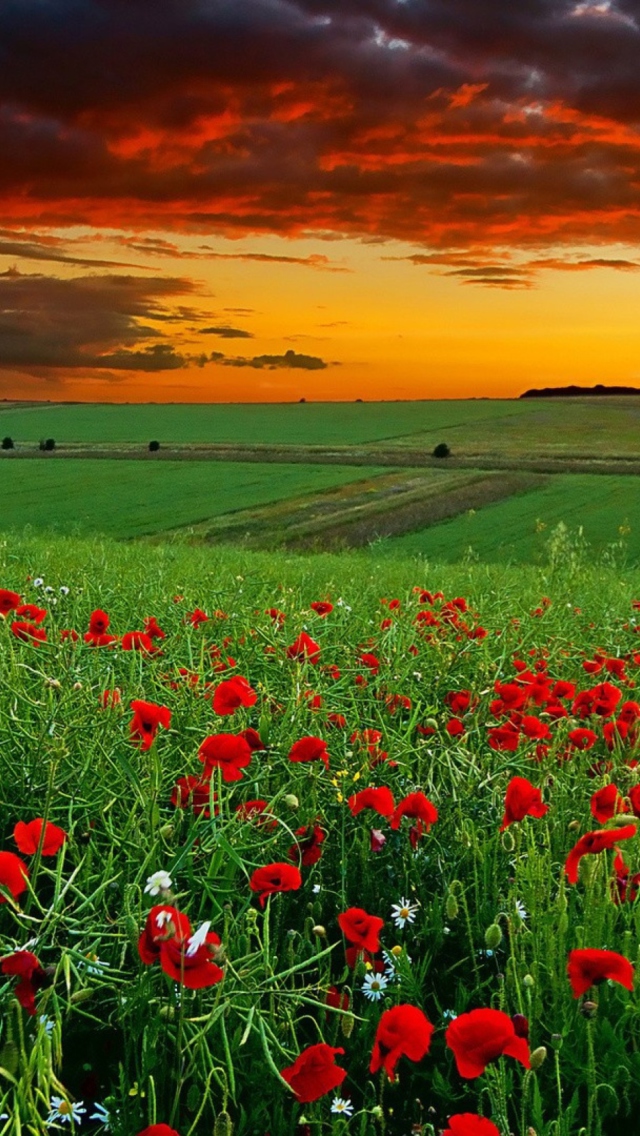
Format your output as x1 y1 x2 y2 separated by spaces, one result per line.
0 399 538 447
381 474 640 564
0 460 390 538
2 533 640 1134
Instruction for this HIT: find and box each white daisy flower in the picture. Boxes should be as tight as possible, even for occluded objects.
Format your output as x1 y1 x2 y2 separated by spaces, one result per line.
88 1102 111 1128
46 1097 86 1126
361 972 389 1001
390 896 420 929
331 1097 354 1116
144 870 173 896
514 899 528 921
59 586 70 596
186 921 211 957
33 578 44 588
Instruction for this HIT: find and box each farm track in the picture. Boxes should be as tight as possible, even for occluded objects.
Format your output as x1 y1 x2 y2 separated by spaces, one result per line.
167 470 548 549
4 443 640 475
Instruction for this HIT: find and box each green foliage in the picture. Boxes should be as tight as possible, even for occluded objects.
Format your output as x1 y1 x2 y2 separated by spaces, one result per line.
0 534 640 1134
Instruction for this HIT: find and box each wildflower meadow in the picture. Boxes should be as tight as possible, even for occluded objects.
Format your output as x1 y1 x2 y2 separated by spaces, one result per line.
1 534 640 1136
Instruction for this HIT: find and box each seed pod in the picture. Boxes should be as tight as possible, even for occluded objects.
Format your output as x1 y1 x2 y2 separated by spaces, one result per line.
580 1000 598 1019
523 974 535 988
445 893 459 921
341 1012 355 1039
213 1111 233 1136
484 923 503 950
70 989 92 1005
530 1046 547 1070
284 794 299 809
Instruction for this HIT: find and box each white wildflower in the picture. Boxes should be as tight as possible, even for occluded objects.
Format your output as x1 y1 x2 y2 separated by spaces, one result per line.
46 1097 86 1126
390 896 420 929
186 921 211 957
331 1097 354 1116
144 870 173 896
361 972 389 1001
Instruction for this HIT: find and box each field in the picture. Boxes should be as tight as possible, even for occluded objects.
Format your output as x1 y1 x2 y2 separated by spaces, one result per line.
0 460 389 539
2 533 640 1136
3 397 640 458
383 474 640 565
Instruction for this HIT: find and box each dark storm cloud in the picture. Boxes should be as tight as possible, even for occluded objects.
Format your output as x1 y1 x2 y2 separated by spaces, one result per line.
1 1 640 249
0 270 200 374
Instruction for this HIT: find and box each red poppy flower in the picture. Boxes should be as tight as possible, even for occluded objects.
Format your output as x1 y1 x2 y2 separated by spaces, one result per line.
446 717 466 737
144 616 166 640
171 775 215 817
187 608 209 628
565 824 637 884
14 818 67 856
446 1008 530 1079
0 851 29 902
286 632 321 664
390 792 438 833
310 601 333 616
137 1124 182 1136
590 784 628 824
348 786 395 818
567 948 634 997
15 603 47 624
444 1116 501 1136
249 863 302 907
266 607 286 625
211 675 257 716
235 799 277 829
198 734 253 782
138 905 192 965
129 700 171 750
445 690 475 715
572 682 622 719
60 629 79 643
487 722 520 751
370 828 387 852
0 950 50 1015
84 610 118 646
327 712 347 729
281 1043 346 1103
338 907 384 953
628 784 640 816
325 985 350 1014
0 589 21 615
11 621 47 644
288 736 330 769
288 823 325 866
369 1004 434 1082
121 630 157 653
500 777 549 831
568 728 598 751
159 928 224 989
239 727 266 751
612 850 640 903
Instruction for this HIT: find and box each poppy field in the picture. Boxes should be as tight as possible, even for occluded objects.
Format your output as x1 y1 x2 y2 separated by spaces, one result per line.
2 534 640 1136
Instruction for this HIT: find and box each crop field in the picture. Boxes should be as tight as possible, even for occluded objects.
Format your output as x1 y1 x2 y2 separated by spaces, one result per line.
3 397 640 458
0 460 390 539
1 533 640 1136
383 474 640 565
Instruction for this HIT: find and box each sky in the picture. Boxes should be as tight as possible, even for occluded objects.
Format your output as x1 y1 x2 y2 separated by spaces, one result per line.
2 0 640 402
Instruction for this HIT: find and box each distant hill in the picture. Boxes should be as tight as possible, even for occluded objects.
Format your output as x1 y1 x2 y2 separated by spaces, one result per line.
520 384 640 398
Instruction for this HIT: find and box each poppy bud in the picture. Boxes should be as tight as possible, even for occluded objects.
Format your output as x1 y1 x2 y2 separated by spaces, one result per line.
530 1046 547 1069
523 973 535 988
501 829 515 851
485 923 503 950
158 824 173 838
445 893 459 920
341 1012 355 1038
70 989 92 1005
423 718 438 730
213 1110 233 1136
550 1033 563 1050
45 678 62 690
285 794 299 809
568 820 580 830
159 1005 175 1020
312 925 327 938
72 682 83 691
580 1000 598 1018
312 900 322 921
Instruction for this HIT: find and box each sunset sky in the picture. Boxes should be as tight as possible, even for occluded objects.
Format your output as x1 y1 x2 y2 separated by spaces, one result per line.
2 0 640 402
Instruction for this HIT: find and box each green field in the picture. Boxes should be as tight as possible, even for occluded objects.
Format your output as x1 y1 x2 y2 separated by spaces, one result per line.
0 460 388 538
3 397 640 457
383 474 640 563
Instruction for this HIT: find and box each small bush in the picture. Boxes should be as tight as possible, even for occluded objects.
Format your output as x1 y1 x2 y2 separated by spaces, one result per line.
44 438 56 451
1 436 14 450
433 442 451 458
148 440 160 452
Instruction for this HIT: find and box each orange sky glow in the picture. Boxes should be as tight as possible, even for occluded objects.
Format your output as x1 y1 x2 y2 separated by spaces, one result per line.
2 0 640 402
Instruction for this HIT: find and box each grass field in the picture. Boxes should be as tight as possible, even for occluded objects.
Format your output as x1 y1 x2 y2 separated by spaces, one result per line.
0 460 388 538
3 398 640 458
2 533 640 1134
383 474 640 564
